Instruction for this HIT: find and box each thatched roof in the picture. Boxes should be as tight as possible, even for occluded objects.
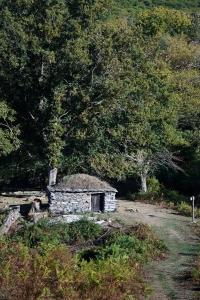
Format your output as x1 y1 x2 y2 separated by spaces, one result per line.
47 174 117 193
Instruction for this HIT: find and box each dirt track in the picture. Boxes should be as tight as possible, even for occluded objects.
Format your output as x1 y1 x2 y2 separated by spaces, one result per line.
115 200 200 300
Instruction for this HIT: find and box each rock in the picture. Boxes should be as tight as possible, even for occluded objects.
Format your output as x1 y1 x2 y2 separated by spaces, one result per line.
32 212 49 223
125 208 139 213
0 207 21 235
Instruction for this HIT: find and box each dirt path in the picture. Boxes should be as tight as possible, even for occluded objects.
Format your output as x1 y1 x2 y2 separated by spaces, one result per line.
115 200 200 300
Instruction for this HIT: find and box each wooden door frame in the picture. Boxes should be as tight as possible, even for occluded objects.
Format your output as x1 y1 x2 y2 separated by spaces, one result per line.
91 193 105 212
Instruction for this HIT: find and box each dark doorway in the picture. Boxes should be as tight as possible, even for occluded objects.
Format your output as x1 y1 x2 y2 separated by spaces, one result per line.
91 194 104 212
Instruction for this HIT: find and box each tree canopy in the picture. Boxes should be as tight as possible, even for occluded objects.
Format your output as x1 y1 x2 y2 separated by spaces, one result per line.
0 0 199 194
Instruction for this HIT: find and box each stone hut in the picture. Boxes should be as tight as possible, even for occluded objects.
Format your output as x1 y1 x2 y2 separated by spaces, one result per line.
47 174 117 215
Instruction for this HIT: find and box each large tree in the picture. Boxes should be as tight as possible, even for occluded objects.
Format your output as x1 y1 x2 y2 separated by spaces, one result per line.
0 0 112 182
0 101 20 156
0 0 199 193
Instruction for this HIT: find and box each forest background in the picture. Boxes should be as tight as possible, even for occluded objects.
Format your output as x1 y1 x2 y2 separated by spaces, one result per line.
0 0 200 198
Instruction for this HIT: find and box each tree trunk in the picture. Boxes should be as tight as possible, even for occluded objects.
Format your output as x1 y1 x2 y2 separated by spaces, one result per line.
140 174 147 193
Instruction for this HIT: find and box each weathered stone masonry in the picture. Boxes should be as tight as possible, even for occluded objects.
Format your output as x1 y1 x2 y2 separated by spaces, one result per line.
48 191 117 214
49 192 91 214
104 192 117 212
47 174 118 215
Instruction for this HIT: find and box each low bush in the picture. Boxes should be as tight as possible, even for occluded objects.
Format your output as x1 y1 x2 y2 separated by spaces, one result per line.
127 185 200 218
177 201 192 216
129 191 161 203
174 201 200 218
147 177 162 194
104 224 167 261
98 234 152 262
131 224 167 254
126 182 190 209
163 189 188 204
67 219 102 243
13 218 102 247
0 221 166 300
78 224 167 263
0 238 149 300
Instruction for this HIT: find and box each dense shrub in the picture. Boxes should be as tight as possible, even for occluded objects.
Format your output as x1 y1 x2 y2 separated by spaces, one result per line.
0 221 166 300
67 219 102 243
168 201 200 218
13 219 102 247
79 224 167 262
147 177 162 194
164 189 188 204
98 234 153 262
0 238 149 300
104 224 167 261
131 224 167 254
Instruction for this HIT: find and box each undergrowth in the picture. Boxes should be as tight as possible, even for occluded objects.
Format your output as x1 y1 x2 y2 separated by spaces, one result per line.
127 184 200 218
0 211 9 226
159 201 200 218
13 218 102 247
0 220 166 300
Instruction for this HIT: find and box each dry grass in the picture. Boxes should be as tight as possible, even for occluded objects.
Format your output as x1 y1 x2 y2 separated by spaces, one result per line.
55 174 116 191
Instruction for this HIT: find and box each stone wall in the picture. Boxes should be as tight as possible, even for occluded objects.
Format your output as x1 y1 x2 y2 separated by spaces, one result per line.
104 192 117 212
49 192 91 214
48 191 117 214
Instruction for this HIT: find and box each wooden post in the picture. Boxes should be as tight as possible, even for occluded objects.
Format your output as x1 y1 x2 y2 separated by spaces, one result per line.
190 196 195 223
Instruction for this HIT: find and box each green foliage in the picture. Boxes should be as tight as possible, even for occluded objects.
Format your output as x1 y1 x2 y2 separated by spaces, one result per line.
0 222 166 300
45 85 66 168
13 218 102 247
137 7 192 36
0 0 199 196
164 189 188 204
177 201 192 216
129 178 162 202
0 102 20 157
147 177 162 194
79 224 167 262
67 219 102 243
176 201 200 218
98 234 154 262
115 0 200 12
0 239 148 300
